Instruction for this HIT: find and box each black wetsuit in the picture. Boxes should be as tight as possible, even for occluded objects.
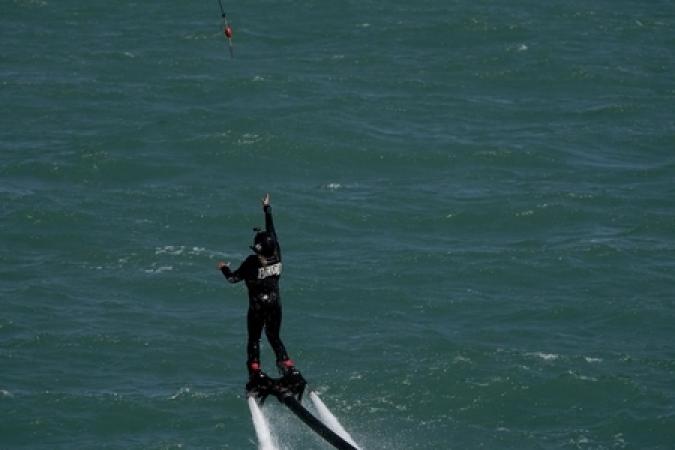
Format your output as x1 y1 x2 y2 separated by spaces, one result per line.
220 205 289 370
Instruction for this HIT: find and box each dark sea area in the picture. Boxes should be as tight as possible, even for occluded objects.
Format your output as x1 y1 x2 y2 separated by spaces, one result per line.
1 0 674 448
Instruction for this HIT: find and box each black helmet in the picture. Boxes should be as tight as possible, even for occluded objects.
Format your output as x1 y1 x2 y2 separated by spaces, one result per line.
251 231 276 257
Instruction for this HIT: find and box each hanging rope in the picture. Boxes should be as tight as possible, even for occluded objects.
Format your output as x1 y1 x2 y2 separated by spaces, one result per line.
217 0 234 58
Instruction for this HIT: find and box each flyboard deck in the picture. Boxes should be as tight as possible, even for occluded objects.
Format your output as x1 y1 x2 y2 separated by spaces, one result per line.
246 369 358 450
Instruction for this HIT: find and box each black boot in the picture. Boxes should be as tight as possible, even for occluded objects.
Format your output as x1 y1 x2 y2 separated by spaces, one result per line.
276 358 296 375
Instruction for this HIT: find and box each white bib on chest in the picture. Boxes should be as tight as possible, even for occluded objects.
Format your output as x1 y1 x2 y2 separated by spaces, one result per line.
257 262 282 279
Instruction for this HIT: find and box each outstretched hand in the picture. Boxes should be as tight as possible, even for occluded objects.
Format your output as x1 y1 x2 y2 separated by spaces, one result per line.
262 193 271 208
218 261 230 270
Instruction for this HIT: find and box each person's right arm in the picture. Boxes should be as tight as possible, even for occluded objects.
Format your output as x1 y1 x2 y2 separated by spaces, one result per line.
261 193 281 259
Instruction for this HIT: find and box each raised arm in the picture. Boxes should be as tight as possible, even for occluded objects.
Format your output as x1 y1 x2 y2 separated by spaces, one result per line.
262 193 276 239
262 193 281 259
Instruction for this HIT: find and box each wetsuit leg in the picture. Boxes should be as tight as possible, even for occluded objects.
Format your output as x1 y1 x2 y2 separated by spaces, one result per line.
246 306 265 370
264 301 289 362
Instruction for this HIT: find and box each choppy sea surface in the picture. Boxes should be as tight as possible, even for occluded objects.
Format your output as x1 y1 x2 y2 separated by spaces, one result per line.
1 0 674 448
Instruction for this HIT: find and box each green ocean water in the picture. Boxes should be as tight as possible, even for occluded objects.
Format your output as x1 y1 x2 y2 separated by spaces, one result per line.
1 0 674 448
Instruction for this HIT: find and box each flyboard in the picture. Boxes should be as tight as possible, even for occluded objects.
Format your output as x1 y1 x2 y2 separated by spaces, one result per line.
246 368 360 450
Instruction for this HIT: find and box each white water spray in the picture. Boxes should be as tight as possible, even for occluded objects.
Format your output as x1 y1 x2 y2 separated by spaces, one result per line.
248 396 278 450
309 391 361 449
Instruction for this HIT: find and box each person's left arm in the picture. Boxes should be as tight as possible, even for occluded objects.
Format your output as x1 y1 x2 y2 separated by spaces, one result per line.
218 259 247 283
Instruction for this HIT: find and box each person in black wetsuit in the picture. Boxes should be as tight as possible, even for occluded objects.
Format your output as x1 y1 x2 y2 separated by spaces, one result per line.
218 193 296 380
